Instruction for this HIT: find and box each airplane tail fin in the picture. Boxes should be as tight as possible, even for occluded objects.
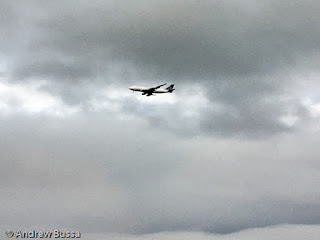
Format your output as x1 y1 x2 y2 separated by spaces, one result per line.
166 84 175 92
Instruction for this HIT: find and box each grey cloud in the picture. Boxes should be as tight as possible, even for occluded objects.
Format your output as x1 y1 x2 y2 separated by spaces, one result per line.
1 112 320 234
84 225 320 240
6 0 320 82
26 0 320 79
0 113 184 232
200 94 292 138
13 61 94 82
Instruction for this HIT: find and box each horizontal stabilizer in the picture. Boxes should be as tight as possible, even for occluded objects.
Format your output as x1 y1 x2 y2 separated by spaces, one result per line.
166 84 175 92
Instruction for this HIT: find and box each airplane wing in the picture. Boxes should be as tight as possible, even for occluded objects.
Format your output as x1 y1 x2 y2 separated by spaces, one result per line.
142 83 166 95
154 83 166 89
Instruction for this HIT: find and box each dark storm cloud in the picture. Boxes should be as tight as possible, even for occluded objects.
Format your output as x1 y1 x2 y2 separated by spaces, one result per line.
14 61 93 81
9 0 320 80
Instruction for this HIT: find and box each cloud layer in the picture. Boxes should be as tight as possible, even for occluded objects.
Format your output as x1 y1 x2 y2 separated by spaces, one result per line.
2 0 320 137
1 0 320 238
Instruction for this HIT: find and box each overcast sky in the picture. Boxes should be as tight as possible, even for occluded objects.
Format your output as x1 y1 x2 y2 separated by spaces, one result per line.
1 0 320 239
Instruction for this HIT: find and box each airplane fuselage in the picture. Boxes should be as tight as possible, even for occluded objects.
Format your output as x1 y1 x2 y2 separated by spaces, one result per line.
129 86 170 93
129 83 175 96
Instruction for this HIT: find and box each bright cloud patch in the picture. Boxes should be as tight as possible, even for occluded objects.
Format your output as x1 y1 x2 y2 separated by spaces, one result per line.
0 80 79 116
302 97 320 118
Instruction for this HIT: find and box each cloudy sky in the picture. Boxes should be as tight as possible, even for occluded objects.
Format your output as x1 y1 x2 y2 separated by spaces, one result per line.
1 0 320 239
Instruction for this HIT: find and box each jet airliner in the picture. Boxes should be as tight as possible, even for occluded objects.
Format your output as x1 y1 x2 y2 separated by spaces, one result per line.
129 83 175 96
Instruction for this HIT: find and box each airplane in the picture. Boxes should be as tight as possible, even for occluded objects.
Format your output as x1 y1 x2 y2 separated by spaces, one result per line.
129 83 175 96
